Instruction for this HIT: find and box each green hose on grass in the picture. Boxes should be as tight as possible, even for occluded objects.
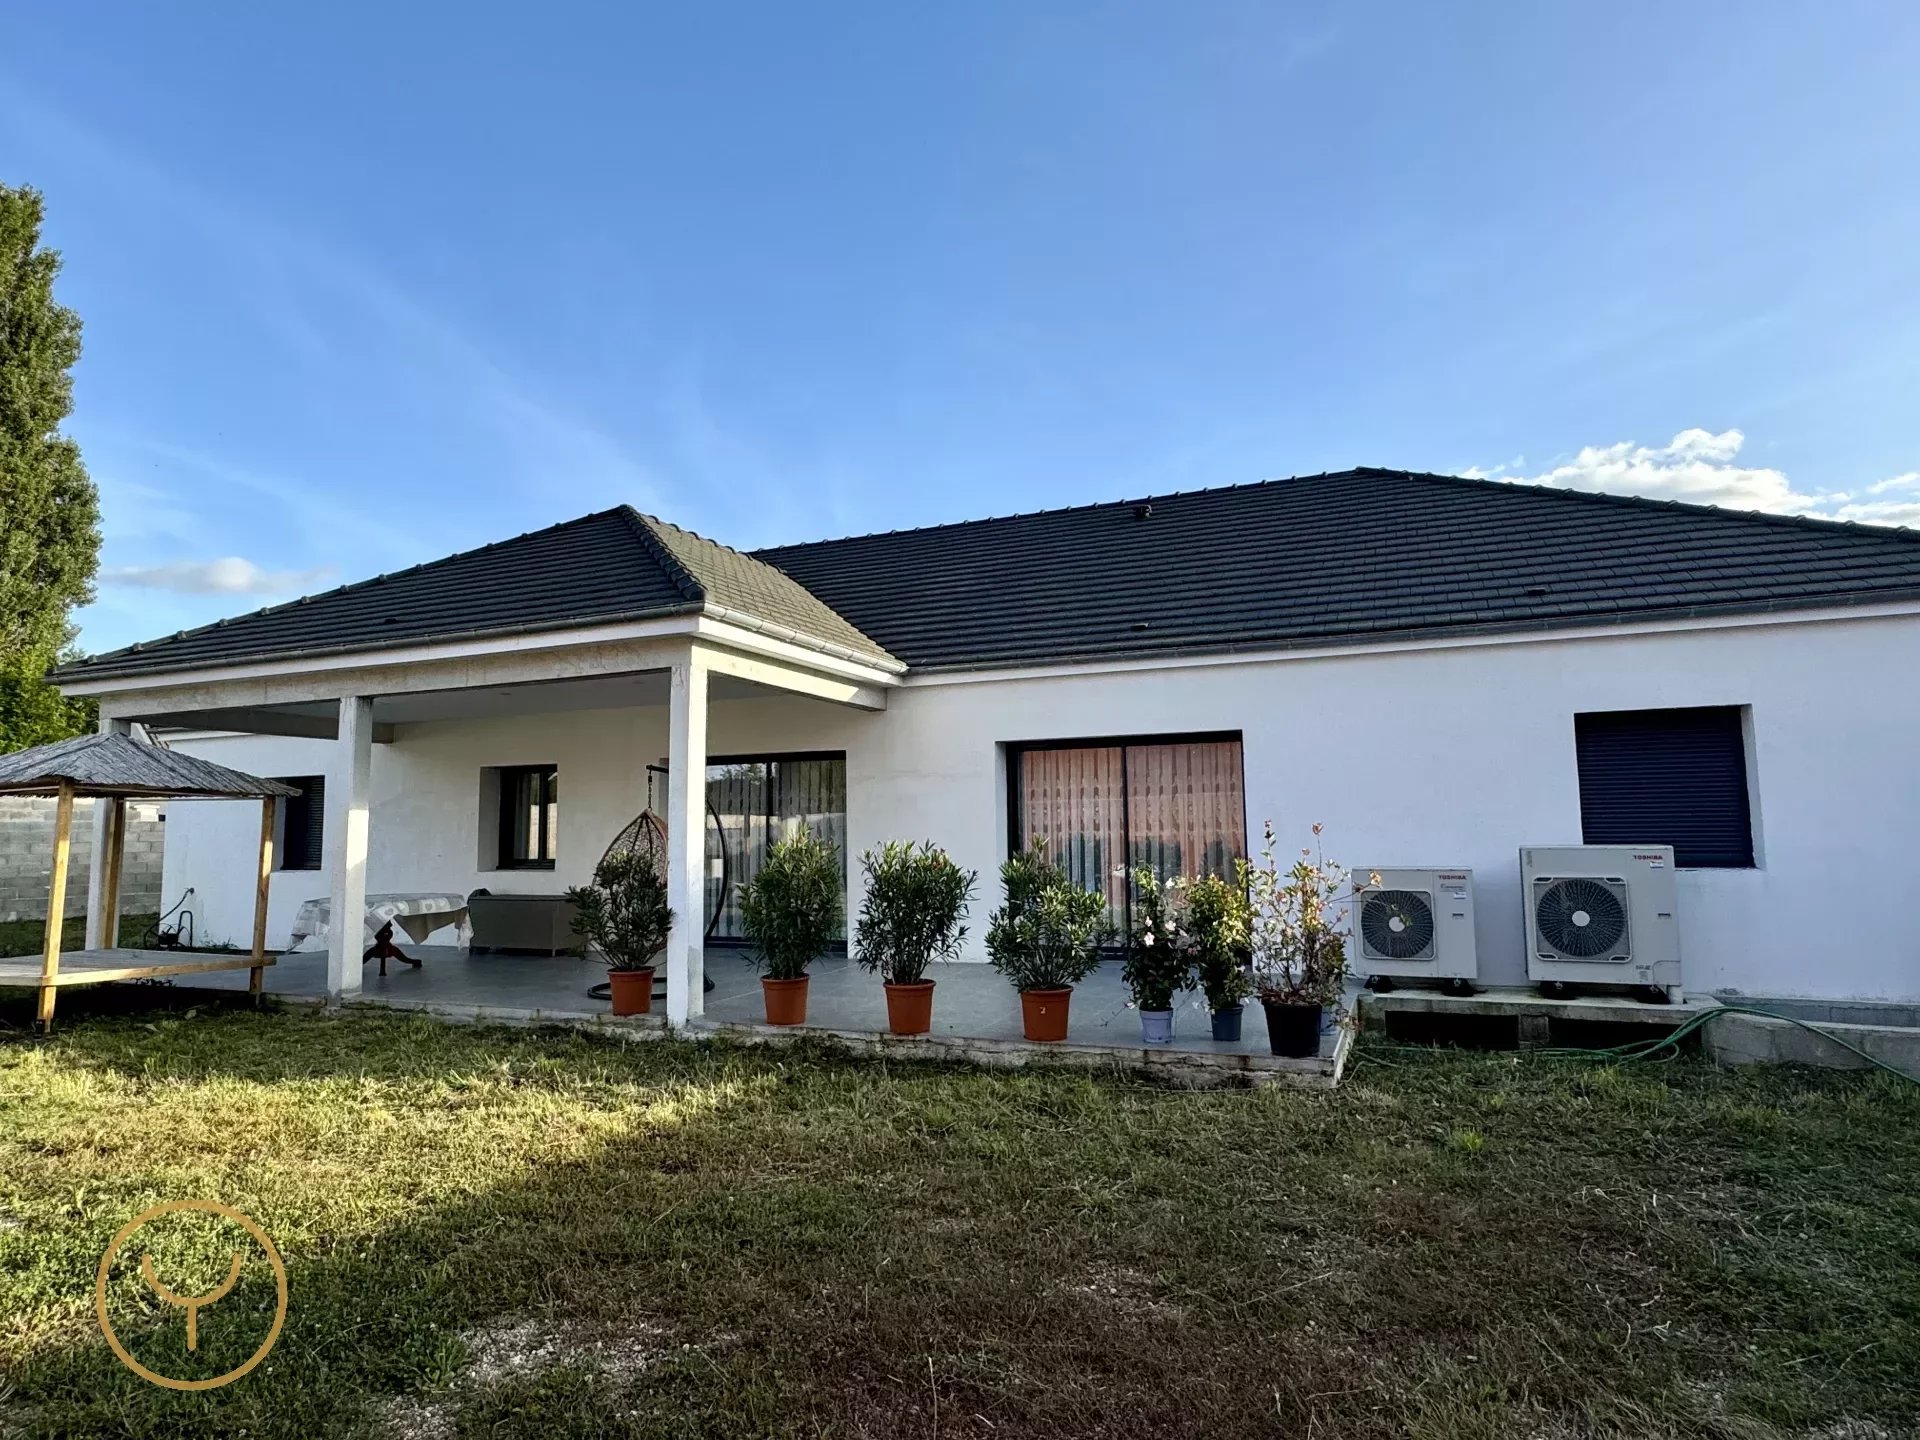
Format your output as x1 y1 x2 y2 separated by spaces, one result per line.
1534 1002 1919 1084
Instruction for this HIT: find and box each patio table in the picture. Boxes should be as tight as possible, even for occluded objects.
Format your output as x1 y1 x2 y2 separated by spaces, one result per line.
287 892 472 952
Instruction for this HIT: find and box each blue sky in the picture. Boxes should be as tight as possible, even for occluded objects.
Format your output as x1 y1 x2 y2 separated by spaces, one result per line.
4 2 1918 655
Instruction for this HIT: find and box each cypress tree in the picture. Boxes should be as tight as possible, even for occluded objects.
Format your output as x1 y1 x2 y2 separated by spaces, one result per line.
0 183 100 749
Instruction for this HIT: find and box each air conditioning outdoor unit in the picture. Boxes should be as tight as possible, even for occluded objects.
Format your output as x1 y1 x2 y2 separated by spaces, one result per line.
1521 845 1682 1002
1353 868 1478 994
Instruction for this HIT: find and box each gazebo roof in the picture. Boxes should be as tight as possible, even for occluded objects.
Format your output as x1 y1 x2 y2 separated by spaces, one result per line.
0 732 302 799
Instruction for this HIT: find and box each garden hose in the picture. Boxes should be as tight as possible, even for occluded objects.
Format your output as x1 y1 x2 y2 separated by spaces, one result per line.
1530 1001 1919 1084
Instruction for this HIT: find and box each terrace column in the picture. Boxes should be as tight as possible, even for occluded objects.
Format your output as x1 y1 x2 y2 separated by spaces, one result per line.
326 696 374 998
664 647 709 1026
84 716 133 949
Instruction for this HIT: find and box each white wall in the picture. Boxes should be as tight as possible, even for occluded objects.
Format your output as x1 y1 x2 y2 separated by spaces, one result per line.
160 612 1920 1000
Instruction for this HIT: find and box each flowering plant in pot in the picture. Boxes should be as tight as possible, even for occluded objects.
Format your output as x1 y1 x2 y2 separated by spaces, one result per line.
1123 867 1196 1044
1246 821 1356 1058
567 844 673 1017
1185 870 1254 1041
739 830 843 1026
853 840 977 1035
985 842 1109 1042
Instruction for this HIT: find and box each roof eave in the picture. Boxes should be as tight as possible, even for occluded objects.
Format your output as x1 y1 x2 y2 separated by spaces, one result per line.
56 599 902 691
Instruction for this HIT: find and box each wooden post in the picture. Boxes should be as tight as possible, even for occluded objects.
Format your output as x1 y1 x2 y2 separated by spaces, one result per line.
251 796 276 1001
101 797 127 949
37 783 77 1031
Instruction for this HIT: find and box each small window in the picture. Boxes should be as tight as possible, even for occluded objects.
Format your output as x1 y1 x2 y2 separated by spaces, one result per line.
1574 706 1754 868
274 776 325 871
497 765 558 869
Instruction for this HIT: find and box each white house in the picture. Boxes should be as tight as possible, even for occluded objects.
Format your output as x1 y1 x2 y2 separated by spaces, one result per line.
56 468 1920 1018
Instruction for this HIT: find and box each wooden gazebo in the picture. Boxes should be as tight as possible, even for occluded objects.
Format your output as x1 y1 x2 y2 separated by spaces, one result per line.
0 732 301 1030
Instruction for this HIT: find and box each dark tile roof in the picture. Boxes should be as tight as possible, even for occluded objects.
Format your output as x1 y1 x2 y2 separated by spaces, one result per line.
60 469 1920 685
752 468 1920 669
60 507 895 682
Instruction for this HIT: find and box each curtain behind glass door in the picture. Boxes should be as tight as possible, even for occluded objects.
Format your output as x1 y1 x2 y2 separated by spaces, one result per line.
1015 745 1127 933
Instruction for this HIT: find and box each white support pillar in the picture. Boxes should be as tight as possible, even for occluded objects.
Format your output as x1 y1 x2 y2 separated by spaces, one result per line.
326 695 374 998
84 716 134 949
664 648 709 1026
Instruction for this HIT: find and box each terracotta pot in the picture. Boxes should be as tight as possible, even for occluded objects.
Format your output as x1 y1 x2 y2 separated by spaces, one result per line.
1019 987 1073 1043
1260 997 1323 1058
607 967 655 1017
883 979 936 1035
761 975 810 1026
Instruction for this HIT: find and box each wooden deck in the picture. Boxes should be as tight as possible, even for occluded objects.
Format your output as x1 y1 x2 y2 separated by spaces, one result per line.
0 948 277 988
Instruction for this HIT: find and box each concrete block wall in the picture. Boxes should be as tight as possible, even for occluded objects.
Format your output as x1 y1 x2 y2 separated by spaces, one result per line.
0 796 165 921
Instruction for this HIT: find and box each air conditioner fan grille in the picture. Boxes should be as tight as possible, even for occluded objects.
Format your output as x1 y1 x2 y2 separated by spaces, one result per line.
1361 889 1436 961
1533 877 1628 959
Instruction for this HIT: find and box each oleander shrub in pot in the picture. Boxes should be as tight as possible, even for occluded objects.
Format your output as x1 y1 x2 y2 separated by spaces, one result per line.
985 842 1109 1042
1247 821 1353 1058
567 844 673 1017
739 830 843 1026
1185 870 1254 1041
1124 868 1196 1044
853 840 978 1035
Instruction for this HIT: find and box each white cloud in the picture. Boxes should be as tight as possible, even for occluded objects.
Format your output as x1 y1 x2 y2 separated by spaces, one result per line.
1467 430 1919 529
102 558 336 597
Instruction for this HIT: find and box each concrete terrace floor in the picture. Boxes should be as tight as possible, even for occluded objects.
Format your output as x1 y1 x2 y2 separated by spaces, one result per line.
140 944 1344 1066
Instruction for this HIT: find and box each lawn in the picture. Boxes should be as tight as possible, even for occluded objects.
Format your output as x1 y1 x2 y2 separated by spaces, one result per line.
0 998 1915 1439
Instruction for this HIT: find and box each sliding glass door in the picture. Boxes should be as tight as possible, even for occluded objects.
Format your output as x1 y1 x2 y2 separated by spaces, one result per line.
705 753 848 943
1009 733 1246 937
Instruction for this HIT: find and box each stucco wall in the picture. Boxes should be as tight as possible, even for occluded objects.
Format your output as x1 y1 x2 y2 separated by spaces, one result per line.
157 611 1920 999
0 796 164 922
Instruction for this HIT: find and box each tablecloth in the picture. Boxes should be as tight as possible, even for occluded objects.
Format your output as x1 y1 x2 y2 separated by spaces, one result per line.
288 893 472 952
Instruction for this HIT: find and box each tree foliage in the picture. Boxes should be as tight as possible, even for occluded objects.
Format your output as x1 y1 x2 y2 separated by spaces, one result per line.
0 183 99 751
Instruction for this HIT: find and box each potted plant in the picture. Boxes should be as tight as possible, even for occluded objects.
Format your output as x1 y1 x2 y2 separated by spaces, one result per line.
567 844 673 1017
1246 821 1353 1058
1186 870 1254 1041
985 842 1109 1042
739 829 843 1025
1124 868 1195 1044
853 840 977 1035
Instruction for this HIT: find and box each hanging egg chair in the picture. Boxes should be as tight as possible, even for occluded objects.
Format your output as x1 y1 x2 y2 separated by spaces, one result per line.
585 764 727 1002
597 805 669 882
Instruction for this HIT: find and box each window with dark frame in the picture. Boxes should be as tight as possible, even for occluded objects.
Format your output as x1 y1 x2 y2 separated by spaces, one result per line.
273 775 325 871
705 753 847 944
1006 732 1248 941
1574 706 1755 868
497 764 559 869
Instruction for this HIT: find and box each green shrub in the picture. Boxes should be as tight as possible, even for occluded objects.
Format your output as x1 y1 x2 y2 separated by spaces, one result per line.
740 830 844 980
1122 868 1196 1012
1185 871 1253 1013
853 840 977 985
567 845 673 973
985 842 1109 992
